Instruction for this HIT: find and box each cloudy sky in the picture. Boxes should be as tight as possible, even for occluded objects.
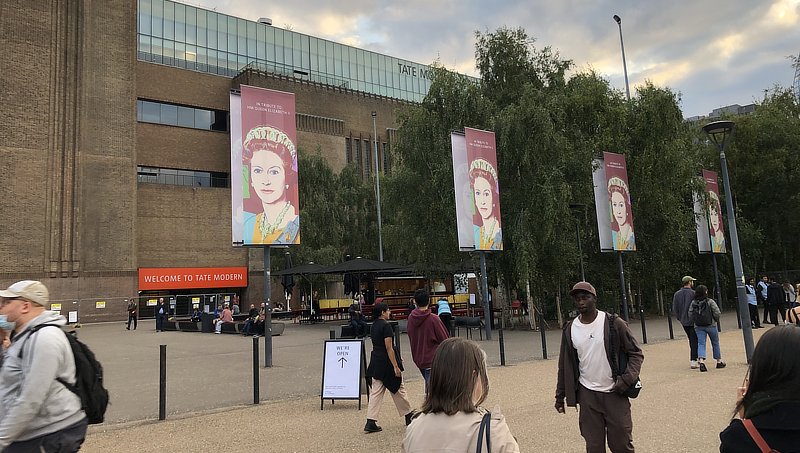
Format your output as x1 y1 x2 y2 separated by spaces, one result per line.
206 0 800 118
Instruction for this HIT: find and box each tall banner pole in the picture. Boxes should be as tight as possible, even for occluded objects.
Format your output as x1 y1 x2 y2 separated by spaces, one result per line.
711 254 722 332
617 251 629 322
480 251 491 340
264 247 273 367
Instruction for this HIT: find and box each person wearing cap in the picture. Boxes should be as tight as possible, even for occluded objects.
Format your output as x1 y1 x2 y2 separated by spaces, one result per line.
672 276 699 369
0 280 88 452
555 281 643 453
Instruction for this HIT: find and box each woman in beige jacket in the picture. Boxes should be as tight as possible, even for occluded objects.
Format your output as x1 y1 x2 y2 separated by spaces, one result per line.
402 337 519 452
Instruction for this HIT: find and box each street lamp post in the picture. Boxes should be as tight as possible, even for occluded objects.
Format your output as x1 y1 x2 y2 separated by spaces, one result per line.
569 203 586 281
613 15 631 102
702 121 754 362
372 111 384 261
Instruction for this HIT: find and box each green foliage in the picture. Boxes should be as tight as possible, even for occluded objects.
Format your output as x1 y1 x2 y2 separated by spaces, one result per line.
698 87 800 277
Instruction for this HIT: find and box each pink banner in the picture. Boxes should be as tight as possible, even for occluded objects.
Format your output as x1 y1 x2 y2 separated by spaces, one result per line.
703 170 726 253
239 86 299 245
604 152 635 251
465 127 502 251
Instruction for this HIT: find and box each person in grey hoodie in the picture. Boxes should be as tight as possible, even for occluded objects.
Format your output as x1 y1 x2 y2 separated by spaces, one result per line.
0 280 87 452
672 276 699 369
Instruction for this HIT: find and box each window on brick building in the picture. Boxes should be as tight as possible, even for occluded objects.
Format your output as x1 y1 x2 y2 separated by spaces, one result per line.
137 166 229 188
137 99 228 131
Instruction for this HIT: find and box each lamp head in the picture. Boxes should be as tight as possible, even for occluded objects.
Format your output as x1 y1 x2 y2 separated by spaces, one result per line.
702 120 736 152
613 15 621 24
371 111 377 117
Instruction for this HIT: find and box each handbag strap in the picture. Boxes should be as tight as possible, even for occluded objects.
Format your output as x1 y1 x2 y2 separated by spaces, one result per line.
742 419 779 453
476 411 492 453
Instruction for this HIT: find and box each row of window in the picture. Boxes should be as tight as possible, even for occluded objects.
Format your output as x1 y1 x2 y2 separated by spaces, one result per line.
346 138 390 178
137 0 442 102
137 166 229 188
137 99 227 131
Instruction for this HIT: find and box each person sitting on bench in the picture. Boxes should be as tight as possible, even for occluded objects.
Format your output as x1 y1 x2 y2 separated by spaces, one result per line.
349 301 368 338
191 307 202 322
215 304 233 334
242 304 259 336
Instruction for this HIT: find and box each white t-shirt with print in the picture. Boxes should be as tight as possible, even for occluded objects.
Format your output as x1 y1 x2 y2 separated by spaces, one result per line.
571 310 614 392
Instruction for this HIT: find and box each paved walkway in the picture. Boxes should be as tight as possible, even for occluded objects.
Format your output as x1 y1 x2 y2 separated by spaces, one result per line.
79 311 759 451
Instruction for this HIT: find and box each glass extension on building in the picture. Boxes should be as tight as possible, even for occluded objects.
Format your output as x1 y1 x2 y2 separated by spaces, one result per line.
137 0 437 103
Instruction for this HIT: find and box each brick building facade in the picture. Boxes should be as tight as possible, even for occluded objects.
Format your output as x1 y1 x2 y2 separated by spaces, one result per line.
0 0 435 322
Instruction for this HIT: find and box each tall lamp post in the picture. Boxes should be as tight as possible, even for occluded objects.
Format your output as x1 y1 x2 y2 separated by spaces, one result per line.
569 203 586 281
372 111 384 261
702 121 754 362
613 15 631 102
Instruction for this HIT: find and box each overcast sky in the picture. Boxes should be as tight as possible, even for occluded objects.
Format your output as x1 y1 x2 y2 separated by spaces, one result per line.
204 0 800 118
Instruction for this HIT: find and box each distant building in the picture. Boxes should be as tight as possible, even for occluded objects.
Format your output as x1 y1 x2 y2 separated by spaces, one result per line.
708 103 757 118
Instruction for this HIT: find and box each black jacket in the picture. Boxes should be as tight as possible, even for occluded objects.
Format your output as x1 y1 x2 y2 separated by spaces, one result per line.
766 282 785 306
719 402 800 452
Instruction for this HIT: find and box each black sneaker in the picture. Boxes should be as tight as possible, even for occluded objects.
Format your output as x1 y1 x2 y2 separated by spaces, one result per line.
699 363 708 372
716 362 726 369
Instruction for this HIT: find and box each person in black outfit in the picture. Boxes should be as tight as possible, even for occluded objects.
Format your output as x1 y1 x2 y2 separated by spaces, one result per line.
155 298 167 332
719 325 800 452
766 278 786 326
363 302 414 433
241 303 259 336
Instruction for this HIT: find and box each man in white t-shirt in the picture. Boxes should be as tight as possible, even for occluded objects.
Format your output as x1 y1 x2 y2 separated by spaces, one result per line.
555 282 644 453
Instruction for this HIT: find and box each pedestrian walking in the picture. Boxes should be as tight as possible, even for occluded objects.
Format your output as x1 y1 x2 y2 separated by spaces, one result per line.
687 285 725 372
672 276 699 369
555 281 644 453
126 297 138 330
407 289 449 393
364 302 415 433
0 280 88 452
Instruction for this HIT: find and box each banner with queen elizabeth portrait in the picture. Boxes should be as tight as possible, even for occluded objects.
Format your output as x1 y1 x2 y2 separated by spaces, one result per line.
464 127 502 251
593 152 635 252
231 85 300 246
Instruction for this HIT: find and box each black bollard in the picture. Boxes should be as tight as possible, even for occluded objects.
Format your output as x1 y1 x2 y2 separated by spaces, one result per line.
667 302 674 340
498 308 506 366
329 327 336 339
159 344 166 420
637 294 647 344
253 337 260 404
540 292 548 360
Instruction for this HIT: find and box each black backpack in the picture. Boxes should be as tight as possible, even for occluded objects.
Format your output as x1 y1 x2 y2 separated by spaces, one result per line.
20 324 109 424
692 299 714 327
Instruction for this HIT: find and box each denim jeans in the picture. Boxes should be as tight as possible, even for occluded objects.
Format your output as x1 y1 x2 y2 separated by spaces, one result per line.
695 326 721 360
420 368 431 393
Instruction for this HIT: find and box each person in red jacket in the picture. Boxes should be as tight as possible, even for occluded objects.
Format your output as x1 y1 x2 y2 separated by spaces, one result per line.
407 289 449 393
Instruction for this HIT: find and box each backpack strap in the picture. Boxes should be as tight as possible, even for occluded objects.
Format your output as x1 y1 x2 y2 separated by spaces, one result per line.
476 411 492 453
742 419 780 453
15 324 79 397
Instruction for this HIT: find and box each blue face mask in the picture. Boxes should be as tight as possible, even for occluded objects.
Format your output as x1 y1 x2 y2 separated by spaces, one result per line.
0 315 15 331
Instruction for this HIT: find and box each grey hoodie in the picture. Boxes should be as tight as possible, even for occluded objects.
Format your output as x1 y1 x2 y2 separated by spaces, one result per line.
0 311 85 448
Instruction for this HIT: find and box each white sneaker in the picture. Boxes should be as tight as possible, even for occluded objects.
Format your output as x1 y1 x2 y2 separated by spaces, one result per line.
691 360 698 369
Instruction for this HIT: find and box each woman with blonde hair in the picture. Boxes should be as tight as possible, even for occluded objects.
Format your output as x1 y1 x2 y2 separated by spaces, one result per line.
402 337 519 452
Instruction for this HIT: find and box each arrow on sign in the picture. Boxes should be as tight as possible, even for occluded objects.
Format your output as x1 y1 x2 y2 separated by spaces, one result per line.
338 357 347 368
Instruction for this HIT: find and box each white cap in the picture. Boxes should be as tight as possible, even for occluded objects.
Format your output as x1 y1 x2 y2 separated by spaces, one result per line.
0 280 49 305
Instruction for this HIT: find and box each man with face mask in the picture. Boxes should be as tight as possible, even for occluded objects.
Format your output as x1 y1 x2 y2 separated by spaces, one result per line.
0 280 87 452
